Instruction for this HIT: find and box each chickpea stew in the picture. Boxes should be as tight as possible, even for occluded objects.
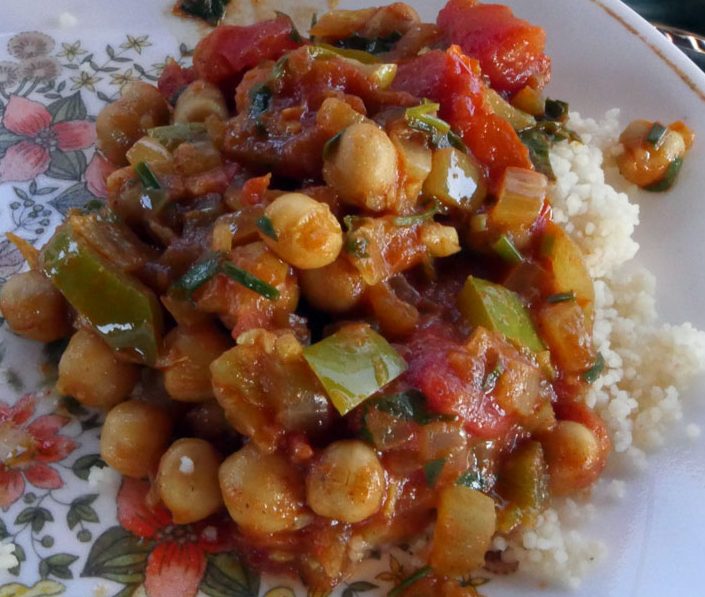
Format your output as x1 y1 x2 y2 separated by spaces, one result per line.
4 0 686 593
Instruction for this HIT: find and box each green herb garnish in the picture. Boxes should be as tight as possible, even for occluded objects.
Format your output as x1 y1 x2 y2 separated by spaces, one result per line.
221 261 280 300
179 0 229 26
546 291 576 303
582 352 605 384
544 98 569 123
392 202 439 227
374 389 435 424
387 566 432 597
134 162 161 191
492 235 523 264
322 130 344 160
644 158 683 192
249 84 273 119
646 122 667 148
423 458 445 487
256 215 278 240
345 236 369 258
482 363 504 392
173 253 222 295
334 31 401 54
456 469 491 492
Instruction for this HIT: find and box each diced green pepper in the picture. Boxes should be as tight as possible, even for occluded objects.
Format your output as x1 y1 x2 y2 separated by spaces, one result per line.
41 221 162 365
422 147 487 211
458 276 544 352
495 441 548 531
484 88 536 131
303 324 407 415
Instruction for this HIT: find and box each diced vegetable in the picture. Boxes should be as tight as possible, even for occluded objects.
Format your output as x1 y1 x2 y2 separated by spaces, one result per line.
511 85 545 116
491 167 546 231
303 323 407 415
422 147 487 211
540 222 594 323
310 42 380 64
492 234 523 264
307 45 398 88
495 441 548 529
429 485 497 576
41 219 162 365
458 276 544 352
536 301 594 374
484 87 536 131
126 136 172 165
148 123 208 150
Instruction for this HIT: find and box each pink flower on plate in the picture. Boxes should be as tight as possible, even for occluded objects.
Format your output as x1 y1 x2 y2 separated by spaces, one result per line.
0 394 77 510
0 95 96 183
85 152 116 198
117 478 234 597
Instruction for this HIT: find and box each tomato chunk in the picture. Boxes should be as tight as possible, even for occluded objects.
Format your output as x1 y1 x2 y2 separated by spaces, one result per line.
404 326 514 439
193 16 303 87
437 0 551 94
394 46 532 187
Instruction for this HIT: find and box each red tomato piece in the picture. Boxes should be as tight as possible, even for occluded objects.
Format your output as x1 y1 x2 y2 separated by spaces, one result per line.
437 0 551 94
392 48 484 114
404 326 514 439
455 109 533 189
193 16 302 86
157 60 196 104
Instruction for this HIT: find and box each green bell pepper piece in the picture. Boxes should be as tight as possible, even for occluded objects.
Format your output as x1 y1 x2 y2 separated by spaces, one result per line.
303 324 407 415
41 220 162 365
458 276 544 352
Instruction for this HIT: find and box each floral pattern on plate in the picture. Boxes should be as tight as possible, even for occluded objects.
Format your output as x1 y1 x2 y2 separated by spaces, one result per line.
0 28 460 597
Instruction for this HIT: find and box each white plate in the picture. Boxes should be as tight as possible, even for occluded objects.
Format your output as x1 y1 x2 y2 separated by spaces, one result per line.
0 1 703 596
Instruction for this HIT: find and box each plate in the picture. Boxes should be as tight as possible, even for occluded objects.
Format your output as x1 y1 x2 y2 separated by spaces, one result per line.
0 1 704 596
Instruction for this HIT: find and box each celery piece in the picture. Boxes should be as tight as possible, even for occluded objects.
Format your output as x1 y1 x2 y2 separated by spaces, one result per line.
41 222 162 365
458 276 544 352
303 324 407 415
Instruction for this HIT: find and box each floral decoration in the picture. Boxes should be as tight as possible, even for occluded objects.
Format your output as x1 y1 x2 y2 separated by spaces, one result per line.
0 26 457 597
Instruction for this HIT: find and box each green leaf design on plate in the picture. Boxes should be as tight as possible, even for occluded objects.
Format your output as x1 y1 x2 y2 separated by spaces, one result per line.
15 506 54 534
0 126 23 158
72 454 105 480
200 552 261 597
46 91 88 122
48 182 95 216
67 494 99 529
81 526 154 584
46 151 87 181
40 553 79 580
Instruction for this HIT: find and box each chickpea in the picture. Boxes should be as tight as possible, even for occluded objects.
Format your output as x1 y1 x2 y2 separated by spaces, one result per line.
305 440 385 523
259 193 343 270
57 329 140 409
162 323 231 402
219 443 307 535
156 438 223 524
101 400 172 478
420 222 461 258
299 257 365 313
174 80 228 124
323 122 398 212
541 420 603 495
0 271 70 342
96 81 170 166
